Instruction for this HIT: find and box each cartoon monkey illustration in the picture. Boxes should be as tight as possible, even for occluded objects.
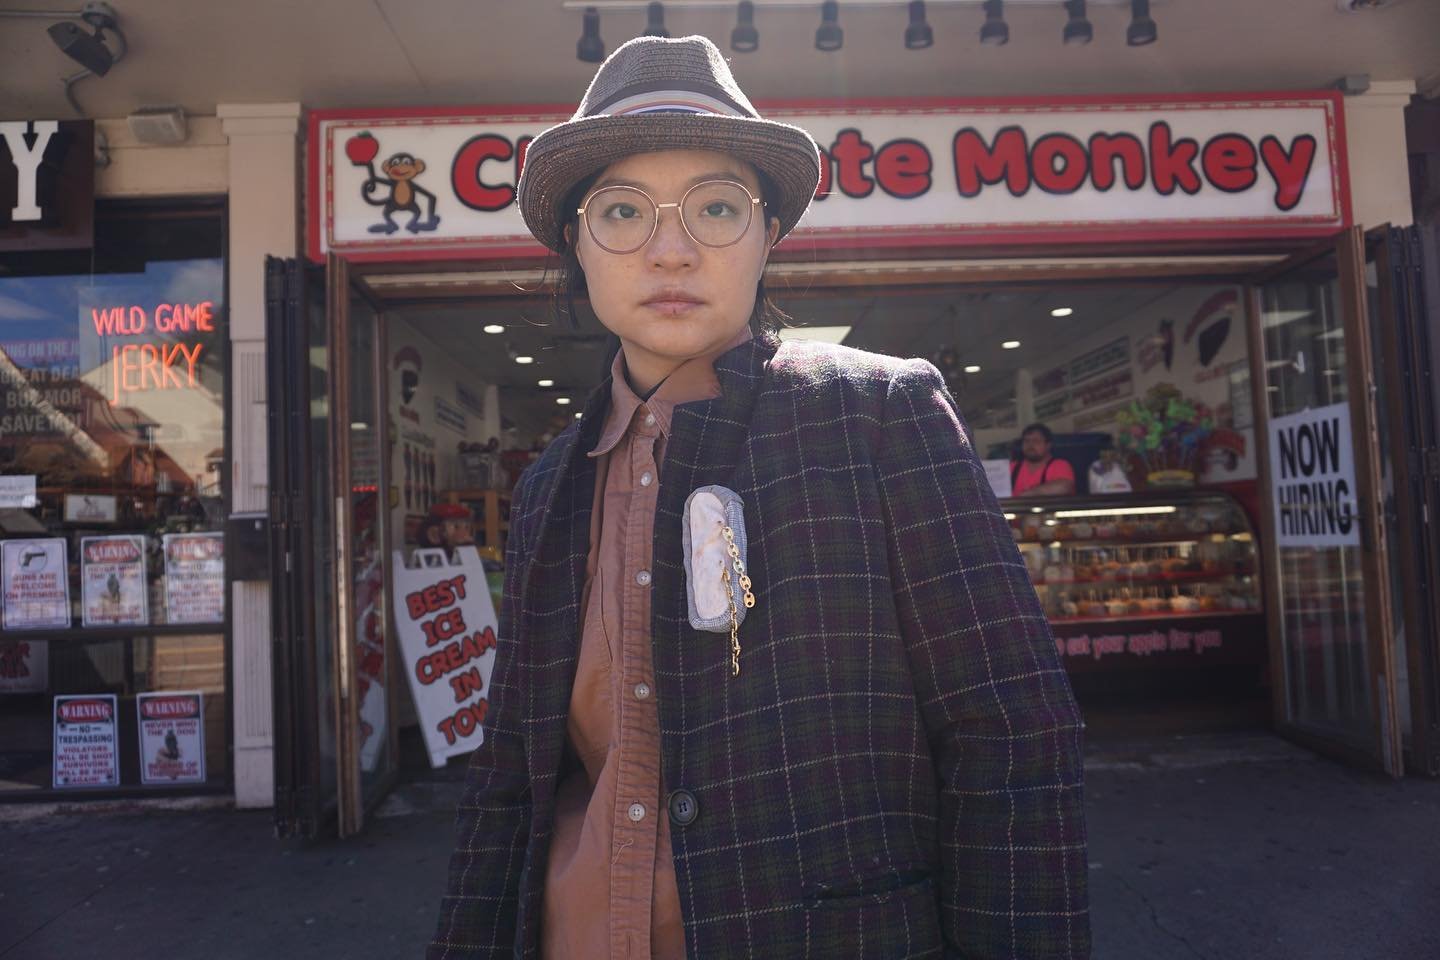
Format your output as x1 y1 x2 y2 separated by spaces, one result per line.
358 151 443 235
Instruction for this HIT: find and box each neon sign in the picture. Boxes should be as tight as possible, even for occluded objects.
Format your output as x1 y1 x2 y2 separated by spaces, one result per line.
90 300 216 405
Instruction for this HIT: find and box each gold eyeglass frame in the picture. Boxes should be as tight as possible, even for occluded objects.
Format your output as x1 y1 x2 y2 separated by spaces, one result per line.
575 179 765 255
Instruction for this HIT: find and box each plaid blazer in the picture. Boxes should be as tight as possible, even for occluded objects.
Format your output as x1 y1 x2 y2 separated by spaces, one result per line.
431 333 1089 959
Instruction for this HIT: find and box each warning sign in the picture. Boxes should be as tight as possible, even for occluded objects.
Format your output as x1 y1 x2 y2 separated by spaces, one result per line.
137 691 205 785
53 694 120 789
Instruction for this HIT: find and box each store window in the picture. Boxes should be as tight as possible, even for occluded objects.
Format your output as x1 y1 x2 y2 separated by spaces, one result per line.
0 202 228 796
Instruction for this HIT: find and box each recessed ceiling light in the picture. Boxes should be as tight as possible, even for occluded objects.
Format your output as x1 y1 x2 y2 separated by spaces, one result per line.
964 364 982 373
1050 307 1073 318
515 355 534 364
575 412 583 419
1002 340 1021 350
537 379 554 387
556 397 571 405
483 324 505 334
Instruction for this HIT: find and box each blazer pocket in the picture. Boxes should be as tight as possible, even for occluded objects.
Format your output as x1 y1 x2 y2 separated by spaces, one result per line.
805 867 934 908
682 484 751 633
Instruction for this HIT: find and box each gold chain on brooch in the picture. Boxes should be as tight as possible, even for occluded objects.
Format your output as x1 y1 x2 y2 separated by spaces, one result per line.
720 524 754 676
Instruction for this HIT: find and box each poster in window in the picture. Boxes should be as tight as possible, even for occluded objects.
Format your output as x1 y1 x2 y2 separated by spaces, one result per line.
2 538 71 630
53 693 120 789
0 639 48 693
163 532 225 624
81 535 148 627
137 691 205 785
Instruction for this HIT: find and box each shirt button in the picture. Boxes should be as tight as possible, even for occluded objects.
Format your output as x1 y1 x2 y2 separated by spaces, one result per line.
635 570 652 586
644 413 656 427
628 802 646 822
640 471 654 487
634 682 651 701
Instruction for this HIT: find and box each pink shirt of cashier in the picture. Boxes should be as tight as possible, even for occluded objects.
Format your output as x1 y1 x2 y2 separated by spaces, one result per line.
1011 423 1076 497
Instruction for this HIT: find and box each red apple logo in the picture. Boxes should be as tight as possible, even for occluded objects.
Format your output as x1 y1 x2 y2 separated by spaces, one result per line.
346 132 380 166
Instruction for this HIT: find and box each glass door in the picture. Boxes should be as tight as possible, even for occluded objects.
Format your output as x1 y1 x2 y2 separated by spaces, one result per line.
330 261 400 827
1247 228 1403 775
267 254 397 838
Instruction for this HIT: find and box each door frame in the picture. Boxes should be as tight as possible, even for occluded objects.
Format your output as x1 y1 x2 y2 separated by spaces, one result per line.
1242 227 1404 776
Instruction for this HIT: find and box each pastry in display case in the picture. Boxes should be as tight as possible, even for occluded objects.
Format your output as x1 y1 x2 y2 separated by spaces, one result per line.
1004 490 1266 673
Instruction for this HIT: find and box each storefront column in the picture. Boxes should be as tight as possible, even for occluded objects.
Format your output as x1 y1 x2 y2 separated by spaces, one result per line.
1344 81 1417 228
218 102 302 809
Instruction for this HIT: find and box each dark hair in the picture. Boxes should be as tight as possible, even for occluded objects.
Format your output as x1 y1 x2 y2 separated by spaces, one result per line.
1021 422 1054 444
549 163 790 373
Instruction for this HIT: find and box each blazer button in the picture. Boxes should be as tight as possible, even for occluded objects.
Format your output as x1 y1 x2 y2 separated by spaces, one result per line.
667 789 699 827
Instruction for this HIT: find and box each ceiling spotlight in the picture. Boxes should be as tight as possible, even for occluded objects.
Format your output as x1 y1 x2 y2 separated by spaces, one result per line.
731 1 758 52
537 378 555 387
980 0 1008 46
643 1 669 38
556 397 572 405
515 355 535 365
905 1 933 50
1002 340 1021 349
1127 0 1157 46
1063 0 1092 46
1050 306 1074 317
965 364 982 373
815 0 842 52
577 6 605 62
483 323 505 334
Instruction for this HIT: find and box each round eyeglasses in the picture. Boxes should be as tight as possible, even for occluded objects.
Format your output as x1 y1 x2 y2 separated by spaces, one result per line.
576 180 764 255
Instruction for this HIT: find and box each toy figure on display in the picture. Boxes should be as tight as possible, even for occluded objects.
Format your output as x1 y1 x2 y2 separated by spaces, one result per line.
416 502 475 552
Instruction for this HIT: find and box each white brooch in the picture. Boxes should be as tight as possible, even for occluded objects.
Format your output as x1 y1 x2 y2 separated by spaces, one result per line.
682 485 755 676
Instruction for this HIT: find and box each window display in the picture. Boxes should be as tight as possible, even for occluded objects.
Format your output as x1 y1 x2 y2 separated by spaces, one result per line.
1005 491 1266 676
0 203 228 796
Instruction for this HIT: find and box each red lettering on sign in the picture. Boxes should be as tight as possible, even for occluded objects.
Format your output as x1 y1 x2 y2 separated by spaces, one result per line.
1259 134 1317 212
1148 121 1202 196
873 139 932 199
829 129 876 199
953 126 1030 197
1031 133 1088 194
436 699 488 746
1088 133 1147 191
1202 134 1258 193
452 135 517 212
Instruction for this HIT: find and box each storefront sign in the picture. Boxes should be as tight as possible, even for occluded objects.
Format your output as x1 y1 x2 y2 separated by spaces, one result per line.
2 538 71 630
65 493 118 524
310 92 1348 261
53 693 119 788
392 547 498 768
0 119 95 252
1268 402 1359 548
84 298 218 405
163 532 225 623
0 639 48 693
137 691 205 784
81 535 149 627
0 475 37 508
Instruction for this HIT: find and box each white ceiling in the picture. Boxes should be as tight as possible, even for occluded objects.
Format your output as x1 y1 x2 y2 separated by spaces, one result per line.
1 0 1436 119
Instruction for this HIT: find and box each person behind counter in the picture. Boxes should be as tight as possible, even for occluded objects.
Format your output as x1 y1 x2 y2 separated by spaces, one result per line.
1012 422 1077 497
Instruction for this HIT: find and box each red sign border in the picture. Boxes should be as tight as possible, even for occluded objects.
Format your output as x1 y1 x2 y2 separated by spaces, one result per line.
306 90 1352 264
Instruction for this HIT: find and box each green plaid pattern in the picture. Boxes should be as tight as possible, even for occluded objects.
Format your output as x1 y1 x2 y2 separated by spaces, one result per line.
431 333 1089 958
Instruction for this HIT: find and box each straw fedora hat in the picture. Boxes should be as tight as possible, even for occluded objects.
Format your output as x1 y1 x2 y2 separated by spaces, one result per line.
517 34 821 253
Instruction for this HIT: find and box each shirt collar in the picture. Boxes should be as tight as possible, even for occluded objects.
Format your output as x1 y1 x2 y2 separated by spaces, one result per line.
589 324 754 458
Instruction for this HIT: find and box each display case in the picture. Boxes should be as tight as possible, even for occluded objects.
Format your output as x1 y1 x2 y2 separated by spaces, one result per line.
1001 490 1266 674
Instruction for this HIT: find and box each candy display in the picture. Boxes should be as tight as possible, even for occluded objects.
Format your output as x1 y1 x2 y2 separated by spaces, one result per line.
1008 492 1261 625
1114 384 1217 487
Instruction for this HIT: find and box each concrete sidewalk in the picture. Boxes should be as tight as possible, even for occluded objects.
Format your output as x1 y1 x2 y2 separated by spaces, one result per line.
2 733 1437 959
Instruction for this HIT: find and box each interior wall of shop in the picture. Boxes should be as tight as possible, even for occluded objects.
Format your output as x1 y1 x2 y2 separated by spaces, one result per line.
79 79 1418 808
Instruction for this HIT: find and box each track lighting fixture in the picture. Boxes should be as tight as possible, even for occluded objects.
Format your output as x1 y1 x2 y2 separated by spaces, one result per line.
815 0 842 51
980 0 1008 46
1127 0 1157 45
731 1 758 52
577 6 606 62
643 1 669 38
1062 0 1092 46
904 1 933 49
0 2 127 117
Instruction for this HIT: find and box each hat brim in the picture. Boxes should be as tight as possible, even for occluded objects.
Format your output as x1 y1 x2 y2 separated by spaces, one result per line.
517 113 821 253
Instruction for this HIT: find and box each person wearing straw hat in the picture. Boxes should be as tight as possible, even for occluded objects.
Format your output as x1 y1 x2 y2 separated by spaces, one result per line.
431 34 1089 960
